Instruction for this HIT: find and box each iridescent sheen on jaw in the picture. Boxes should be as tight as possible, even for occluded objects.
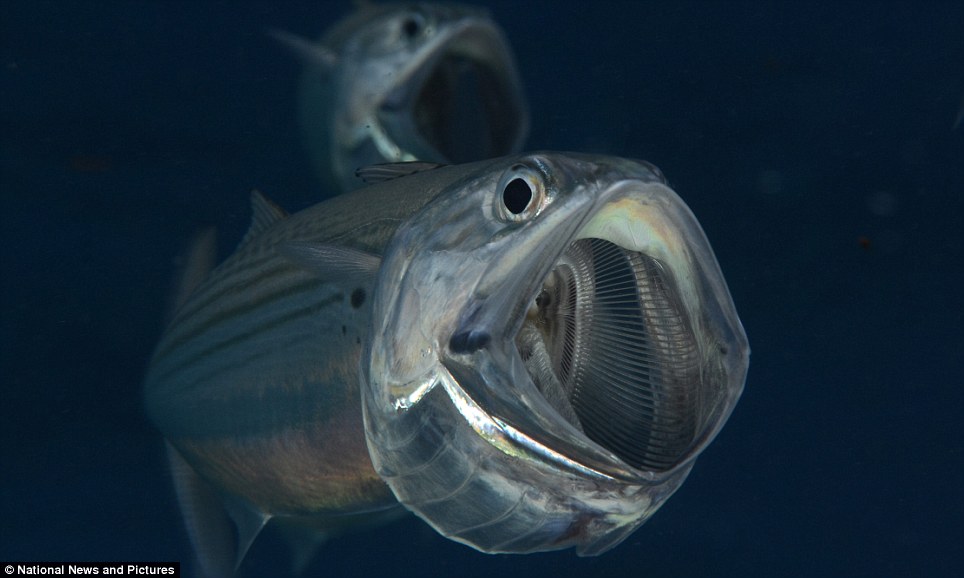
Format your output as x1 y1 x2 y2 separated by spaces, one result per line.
574 189 700 313
576 195 682 256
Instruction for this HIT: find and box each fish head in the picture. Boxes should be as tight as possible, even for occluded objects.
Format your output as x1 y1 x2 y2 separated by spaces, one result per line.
362 153 749 555
319 3 529 189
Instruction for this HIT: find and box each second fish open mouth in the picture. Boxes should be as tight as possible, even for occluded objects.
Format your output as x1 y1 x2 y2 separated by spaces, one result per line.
380 24 528 164
413 52 522 162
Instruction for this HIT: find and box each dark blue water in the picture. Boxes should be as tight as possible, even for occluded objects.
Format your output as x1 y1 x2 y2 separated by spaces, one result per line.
2 1 962 576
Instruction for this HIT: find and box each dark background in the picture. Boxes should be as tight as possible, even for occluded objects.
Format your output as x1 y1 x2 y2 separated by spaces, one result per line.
2 1 962 576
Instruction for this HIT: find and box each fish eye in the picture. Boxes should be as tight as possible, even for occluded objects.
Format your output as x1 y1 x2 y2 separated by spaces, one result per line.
400 13 425 40
497 164 547 222
503 179 531 214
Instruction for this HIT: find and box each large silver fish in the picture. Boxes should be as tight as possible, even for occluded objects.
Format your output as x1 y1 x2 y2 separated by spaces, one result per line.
272 2 529 192
144 153 748 575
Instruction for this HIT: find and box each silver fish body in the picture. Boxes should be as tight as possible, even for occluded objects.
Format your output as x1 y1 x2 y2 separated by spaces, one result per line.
277 2 529 191
144 153 747 572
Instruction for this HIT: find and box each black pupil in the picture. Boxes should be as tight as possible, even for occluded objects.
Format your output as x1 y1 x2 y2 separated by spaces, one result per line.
503 178 532 215
402 17 420 39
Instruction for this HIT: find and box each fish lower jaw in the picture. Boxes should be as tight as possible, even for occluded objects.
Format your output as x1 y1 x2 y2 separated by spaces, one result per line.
390 371 439 411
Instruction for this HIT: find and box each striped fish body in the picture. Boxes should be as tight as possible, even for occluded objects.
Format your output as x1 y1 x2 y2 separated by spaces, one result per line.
145 153 748 572
143 163 474 530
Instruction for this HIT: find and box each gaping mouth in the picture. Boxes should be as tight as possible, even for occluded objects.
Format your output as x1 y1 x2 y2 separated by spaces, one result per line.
381 26 528 164
516 238 705 472
413 51 522 162
362 163 748 555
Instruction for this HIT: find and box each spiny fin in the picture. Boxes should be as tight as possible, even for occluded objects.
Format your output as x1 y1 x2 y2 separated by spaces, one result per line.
281 242 381 285
166 226 218 324
355 161 446 184
239 190 288 249
268 28 337 68
166 442 237 578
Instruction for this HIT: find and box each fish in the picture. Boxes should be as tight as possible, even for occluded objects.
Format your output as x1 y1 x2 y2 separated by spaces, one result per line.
144 153 749 575
271 2 529 192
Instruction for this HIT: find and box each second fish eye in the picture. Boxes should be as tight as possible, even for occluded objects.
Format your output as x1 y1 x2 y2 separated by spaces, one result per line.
401 14 424 39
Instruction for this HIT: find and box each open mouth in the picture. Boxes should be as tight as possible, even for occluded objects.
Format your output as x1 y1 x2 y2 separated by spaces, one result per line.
516 238 708 473
362 161 748 554
382 25 528 164
413 52 523 162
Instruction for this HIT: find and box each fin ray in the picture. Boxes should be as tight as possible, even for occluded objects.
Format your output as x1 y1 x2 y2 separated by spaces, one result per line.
239 190 288 249
280 242 381 285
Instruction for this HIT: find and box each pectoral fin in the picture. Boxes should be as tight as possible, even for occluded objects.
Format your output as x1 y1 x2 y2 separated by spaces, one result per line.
166 442 271 578
280 242 381 286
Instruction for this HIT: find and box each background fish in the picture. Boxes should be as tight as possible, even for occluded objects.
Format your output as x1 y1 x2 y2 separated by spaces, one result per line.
143 153 747 575
272 3 529 192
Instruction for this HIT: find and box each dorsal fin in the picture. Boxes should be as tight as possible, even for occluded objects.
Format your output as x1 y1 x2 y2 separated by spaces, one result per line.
268 28 338 69
239 190 288 249
355 161 446 184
